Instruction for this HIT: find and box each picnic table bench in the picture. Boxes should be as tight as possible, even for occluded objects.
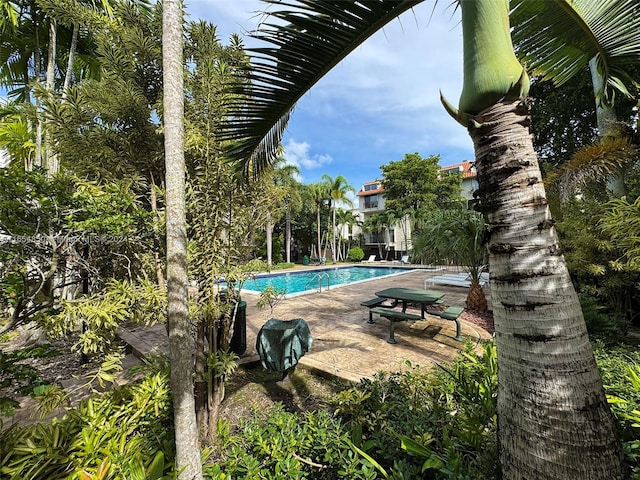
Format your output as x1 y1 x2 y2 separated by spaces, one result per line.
425 306 465 341
360 297 394 323
368 307 423 344
362 288 465 343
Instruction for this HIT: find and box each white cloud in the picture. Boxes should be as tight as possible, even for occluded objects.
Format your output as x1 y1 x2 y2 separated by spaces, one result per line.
187 0 475 190
283 139 333 171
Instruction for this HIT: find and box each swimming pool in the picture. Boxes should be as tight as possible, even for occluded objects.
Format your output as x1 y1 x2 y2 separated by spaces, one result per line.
240 265 415 296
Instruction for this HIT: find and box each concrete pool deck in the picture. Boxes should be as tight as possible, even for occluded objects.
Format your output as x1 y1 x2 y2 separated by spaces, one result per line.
121 266 493 383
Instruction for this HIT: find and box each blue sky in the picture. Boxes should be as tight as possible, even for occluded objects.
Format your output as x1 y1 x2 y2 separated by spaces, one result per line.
188 0 475 195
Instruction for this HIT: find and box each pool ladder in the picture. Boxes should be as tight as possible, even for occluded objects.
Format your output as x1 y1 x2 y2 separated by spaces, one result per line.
305 272 330 292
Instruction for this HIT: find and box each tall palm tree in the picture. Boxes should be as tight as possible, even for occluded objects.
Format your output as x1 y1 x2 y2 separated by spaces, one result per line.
386 205 413 258
322 174 355 262
162 0 203 477
219 1 640 477
305 182 330 259
510 0 640 195
362 213 389 260
271 157 301 263
335 207 359 261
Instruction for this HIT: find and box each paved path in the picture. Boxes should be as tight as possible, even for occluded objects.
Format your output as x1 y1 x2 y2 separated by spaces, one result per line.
122 267 493 382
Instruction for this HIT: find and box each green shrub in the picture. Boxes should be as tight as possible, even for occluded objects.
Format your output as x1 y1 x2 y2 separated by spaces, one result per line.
595 341 640 477
205 403 379 479
347 247 365 262
0 372 174 480
331 342 498 479
274 262 295 270
0 345 61 416
580 294 626 340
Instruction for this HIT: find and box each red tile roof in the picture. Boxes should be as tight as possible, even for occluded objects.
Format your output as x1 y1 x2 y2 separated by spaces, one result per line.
358 162 476 195
440 161 476 179
357 180 385 197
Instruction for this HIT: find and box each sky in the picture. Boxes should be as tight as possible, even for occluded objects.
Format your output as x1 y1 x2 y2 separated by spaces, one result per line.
186 0 474 195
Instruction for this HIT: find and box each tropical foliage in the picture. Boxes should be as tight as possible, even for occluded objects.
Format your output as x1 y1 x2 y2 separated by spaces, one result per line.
381 153 463 219
413 208 489 311
216 0 640 477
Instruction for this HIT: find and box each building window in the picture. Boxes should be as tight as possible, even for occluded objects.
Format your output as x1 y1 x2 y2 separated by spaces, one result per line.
364 194 378 209
364 183 379 191
388 229 395 242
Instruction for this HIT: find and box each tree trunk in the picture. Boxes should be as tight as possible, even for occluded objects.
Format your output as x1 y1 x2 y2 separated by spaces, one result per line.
470 98 623 480
194 320 207 440
466 281 487 312
162 0 203 478
589 57 625 196
332 207 337 263
266 214 273 266
149 175 166 289
316 204 322 259
45 18 58 176
32 1 42 169
62 24 79 97
285 208 292 263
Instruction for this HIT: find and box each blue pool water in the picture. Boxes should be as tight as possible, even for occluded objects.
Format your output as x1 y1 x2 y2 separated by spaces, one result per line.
240 266 414 296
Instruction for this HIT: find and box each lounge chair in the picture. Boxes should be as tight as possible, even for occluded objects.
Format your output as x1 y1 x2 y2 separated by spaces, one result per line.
392 255 410 264
362 255 377 263
424 272 489 289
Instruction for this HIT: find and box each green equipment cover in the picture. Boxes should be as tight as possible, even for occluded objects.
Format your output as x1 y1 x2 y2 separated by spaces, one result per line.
256 318 312 372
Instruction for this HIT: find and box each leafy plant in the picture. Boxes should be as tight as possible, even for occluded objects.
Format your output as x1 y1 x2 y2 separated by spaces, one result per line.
206 403 379 479
256 285 286 317
347 247 365 262
331 342 498 479
579 294 627 339
0 344 61 415
595 342 640 477
0 371 175 480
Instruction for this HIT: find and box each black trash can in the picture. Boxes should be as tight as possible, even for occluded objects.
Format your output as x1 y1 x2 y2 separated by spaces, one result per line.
229 300 247 356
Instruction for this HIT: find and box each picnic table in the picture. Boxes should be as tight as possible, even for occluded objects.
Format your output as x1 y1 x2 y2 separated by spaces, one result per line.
374 287 445 319
364 288 446 343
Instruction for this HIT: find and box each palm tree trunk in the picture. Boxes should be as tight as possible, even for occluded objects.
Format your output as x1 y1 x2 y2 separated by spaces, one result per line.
162 0 203 477
332 207 337 263
316 203 322 259
149 175 166 289
285 208 292 263
266 213 273 265
589 58 625 196
62 24 79 97
45 18 58 176
470 98 623 480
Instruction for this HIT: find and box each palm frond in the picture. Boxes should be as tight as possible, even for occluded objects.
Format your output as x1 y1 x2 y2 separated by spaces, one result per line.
219 0 422 179
546 136 638 202
511 0 640 103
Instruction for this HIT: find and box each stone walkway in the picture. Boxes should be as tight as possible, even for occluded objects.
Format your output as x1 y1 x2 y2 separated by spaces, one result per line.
121 267 493 382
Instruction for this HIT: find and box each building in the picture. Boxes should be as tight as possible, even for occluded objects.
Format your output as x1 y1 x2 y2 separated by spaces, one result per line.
439 161 478 204
347 161 478 260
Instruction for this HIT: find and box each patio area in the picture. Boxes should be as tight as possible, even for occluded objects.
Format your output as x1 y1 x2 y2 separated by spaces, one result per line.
123 267 493 383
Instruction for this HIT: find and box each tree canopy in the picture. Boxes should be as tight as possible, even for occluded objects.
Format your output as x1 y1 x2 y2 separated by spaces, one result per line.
380 153 463 217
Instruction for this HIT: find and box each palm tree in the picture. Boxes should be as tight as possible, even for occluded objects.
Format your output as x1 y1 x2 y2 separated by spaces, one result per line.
271 157 301 264
219 1 640 477
305 182 330 259
162 0 203 477
335 207 359 261
413 208 488 311
362 213 390 260
322 174 355 262
510 0 640 195
386 205 413 259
